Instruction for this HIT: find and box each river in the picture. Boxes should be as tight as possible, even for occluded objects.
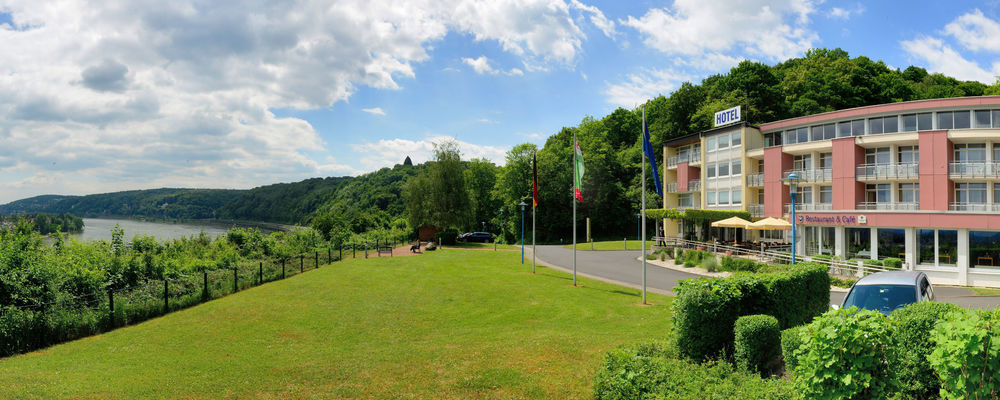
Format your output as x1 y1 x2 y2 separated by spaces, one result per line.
67 218 247 242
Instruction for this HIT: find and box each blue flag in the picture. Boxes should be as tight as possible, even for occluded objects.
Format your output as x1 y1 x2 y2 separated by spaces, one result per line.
642 108 662 196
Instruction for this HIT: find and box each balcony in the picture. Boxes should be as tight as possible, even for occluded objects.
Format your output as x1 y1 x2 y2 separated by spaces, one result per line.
781 168 832 182
748 204 764 217
784 203 833 214
687 179 701 191
747 174 764 187
948 202 1000 212
855 202 920 211
948 162 1000 179
666 152 702 168
665 182 678 193
856 163 918 181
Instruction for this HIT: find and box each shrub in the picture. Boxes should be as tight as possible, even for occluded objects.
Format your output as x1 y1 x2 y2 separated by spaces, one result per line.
683 260 695 268
434 228 459 245
928 308 1000 399
734 315 781 377
672 279 743 360
862 258 883 267
780 325 807 373
675 254 684 265
810 254 832 262
829 276 856 288
882 257 902 269
794 307 895 400
889 301 963 400
701 255 718 272
593 342 795 400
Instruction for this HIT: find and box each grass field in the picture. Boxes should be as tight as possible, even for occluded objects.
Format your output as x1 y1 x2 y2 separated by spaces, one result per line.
448 242 521 250
563 239 657 251
0 249 672 399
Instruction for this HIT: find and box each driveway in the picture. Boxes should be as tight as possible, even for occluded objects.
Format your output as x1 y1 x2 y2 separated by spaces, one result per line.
532 245 1000 310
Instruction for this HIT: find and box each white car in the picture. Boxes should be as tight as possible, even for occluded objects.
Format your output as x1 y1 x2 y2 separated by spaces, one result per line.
834 271 934 315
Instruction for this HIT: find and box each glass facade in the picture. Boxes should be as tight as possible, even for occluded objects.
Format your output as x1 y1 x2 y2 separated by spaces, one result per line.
970 231 1000 268
877 228 906 260
847 227 871 259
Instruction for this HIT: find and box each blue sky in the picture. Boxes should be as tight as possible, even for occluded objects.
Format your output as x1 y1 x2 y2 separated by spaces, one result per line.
1 0 1000 203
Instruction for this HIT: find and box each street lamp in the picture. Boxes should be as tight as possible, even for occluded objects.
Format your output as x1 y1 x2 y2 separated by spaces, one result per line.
782 172 803 265
481 221 485 232
636 212 642 242
519 201 527 264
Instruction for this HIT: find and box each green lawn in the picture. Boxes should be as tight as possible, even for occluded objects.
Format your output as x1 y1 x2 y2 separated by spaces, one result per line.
563 240 658 251
969 287 1000 296
0 248 671 399
449 242 522 250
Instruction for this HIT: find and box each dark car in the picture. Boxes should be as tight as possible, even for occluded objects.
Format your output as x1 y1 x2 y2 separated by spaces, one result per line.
460 232 494 243
835 271 934 315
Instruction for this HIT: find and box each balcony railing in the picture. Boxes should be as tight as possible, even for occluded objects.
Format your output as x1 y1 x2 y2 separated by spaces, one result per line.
782 168 832 182
747 174 764 187
855 202 920 211
948 202 1000 212
666 152 702 168
748 204 764 218
784 203 833 213
665 182 678 193
856 163 918 181
687 179 701 191
948 162 1000 178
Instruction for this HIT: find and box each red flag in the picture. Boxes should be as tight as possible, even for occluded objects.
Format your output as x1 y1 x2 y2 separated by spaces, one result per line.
532 153 539 208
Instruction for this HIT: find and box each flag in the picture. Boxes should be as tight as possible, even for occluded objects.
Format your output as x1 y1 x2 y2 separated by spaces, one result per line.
574 139 585 203
532 152 539 208
642 108 663 197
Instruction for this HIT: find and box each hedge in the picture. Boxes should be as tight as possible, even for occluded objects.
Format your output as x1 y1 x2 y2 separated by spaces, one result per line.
928 308 1000 398
733 315 781 377
889 301 963 399
720 256 765 273
882 257 902 269
672 263 829 361
780 325 807 372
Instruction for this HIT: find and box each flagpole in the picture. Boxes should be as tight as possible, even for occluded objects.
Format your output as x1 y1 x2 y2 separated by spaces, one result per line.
641 107 647 304
572 131 578 286
532 206 536 273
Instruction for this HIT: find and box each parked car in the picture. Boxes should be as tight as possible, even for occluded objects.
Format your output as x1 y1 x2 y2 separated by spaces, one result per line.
460 232 494 243
834 271 934 315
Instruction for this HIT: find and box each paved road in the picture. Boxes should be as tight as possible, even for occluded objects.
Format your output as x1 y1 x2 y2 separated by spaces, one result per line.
532 245 1000 310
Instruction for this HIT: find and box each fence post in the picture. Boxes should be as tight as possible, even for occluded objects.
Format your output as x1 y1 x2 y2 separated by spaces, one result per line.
259 261 263 284
365 244 368 258
315 251 319 268
108 289 115 326
233 267 238 293
282 259 286 279
163 279 169 313
352 245 356 259
624 238 627 250
202 269 209 301
300 254 304 272
328 248 331 263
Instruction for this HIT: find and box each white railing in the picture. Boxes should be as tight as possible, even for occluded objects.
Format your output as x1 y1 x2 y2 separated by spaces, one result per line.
785 203 833 213
856 202 919 211
782 168 832 182
747 174 764 187
748 204 764 217
666 153 701 168
688 179 701 191
948 162 1000 178
665 182 678 193
856 163 919 181
948 202 1000 212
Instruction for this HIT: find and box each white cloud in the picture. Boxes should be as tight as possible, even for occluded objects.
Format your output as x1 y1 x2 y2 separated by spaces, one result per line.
944 9 1000 52
462 55 526 76
362 107 387 116
352 135 508 169
604 68 692 107
901 36 997 83
828 4 864 20
621 0 817 62
0 0 611 202
570 0 616 38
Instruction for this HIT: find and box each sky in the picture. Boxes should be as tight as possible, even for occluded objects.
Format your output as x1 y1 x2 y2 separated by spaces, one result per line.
2 0 1000 204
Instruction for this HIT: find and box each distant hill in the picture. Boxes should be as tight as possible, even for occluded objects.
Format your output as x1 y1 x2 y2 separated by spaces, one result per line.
0 195 76 214
0 188 244 220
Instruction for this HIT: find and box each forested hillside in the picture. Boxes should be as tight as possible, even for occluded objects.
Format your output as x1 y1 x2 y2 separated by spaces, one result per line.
0 189 243 220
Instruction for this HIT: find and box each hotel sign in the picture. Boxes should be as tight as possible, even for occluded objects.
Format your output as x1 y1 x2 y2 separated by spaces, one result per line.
714 106 741 127
800 214 867 225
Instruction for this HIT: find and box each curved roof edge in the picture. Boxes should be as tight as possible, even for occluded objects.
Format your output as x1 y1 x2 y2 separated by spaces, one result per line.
760 96 1000 132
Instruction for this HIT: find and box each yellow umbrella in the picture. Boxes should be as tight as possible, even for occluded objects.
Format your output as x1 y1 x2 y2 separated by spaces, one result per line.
747 217 793 230
710 216 753 228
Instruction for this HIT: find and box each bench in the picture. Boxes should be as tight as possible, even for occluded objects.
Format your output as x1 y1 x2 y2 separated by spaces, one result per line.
410 241 422 253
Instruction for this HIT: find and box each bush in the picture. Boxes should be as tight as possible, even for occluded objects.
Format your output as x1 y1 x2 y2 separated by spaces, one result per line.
701 255 718 272
793 307 895 399
889 301 963 399
780 325 807 373
593 342 794 400
672 263 829 361
862 258 883 267
734 315 781 377
829 276 856 288
882 257 902 269
675 255 684 265
434 228 459 245
810 254 832 262
683 260 695 268
928 308 1000 399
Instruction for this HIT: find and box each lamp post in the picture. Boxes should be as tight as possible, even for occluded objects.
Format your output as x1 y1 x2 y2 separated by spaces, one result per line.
519 201 527 264
782 173 803 265
481 221 485 232
636 212 641 242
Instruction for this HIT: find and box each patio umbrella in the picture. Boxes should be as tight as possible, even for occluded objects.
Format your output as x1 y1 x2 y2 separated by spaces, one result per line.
710 216 753 228
747 217 792 230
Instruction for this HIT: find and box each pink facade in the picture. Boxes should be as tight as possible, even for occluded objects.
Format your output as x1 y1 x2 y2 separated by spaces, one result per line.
676 162 698 192
763 147 791 217
918 131 953 211
832 137 865 210
797 211 1000 230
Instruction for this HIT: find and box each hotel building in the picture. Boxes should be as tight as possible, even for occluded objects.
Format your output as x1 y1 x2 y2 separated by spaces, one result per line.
662 97 1000 287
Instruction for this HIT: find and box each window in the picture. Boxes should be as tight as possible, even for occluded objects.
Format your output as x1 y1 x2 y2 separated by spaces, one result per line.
901 114 917 132
838 121 852 137
917 113 933 130
731 160 741 175
707 136 717 151
898 183 919 203
797 127 809 143
718 190 729 204
731 132 741 146
939 230 958 265
693 144 701 155
820 152 833 169
955 111 971 129
811 125 823 141
994 110 1000 128
878 228 906 260
793 154 812 171
678 193 693 208
717 134 729 149
870 117 883 134
757 189 764 204
847 227 871 259
783 130 797 145
939 111 972 129
938 112 954 129
820 185 833 204
883 115 898 133
954 143 986 162
898 146 918 164
798 186 812 204
765 132 782 147
918 229 935 265
813 124 835 140
718 162 729 177
866 147 890 165
707 163 716 178
995 184 1000 206
994 144 1000 163
956 183 987 204
757 159 765 174
732 189 742 204
707 191 716 205
970 231 1000 268
852 119 865 136
677 146 689 160
975 110 992 128
866 183 890 203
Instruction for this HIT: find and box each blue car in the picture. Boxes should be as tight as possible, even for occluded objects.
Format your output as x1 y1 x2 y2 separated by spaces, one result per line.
836 271 934 315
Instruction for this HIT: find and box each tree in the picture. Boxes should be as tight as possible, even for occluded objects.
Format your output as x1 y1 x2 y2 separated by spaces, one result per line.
495 143 537 241
403 156 413 166
402 140 471 232
465 158 499 232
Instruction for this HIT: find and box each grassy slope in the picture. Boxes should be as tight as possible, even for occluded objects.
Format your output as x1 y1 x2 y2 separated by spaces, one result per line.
0 249 671 399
